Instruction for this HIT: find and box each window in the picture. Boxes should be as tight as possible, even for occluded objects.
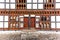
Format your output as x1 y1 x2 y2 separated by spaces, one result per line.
20 23 24 28
33 0 37 3
6 0 9 2
51 16 55 21
56 16 60 28
56 0 60 2
36 16 40 21
36 23 39 28
51 16 60 28
35 16 40 28
56 16 60 21
10 23 12 28
20 18 24 21
4 16 8 21
55 0 60 9
0 16 8 28
27 4 32 9
10 4 15 9
0 16 3 28
38 0 43 3
6 4 9 9
0 22 3 28
16 16 18 21
0 16 3 21
19 16 24 21
10 0 15 2
56 3 60 9
0 0 15 9
33 4 37 9
27 0 43 9
51 16 55 28
16 23 18 27
36 18 40 21
9 16 19 28
19 16 24 28
27 0 32 3
0 0 4 2
0 3 4 9
51 23 55 28
56 23 60 28
13 23 15 26
4 16 8 28
38 4 43 9
4 22 8 28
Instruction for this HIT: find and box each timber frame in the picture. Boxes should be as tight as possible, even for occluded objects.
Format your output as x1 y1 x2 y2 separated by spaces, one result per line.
0 0 60 31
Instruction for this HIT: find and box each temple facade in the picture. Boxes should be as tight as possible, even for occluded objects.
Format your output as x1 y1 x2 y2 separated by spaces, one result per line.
0 0 60 30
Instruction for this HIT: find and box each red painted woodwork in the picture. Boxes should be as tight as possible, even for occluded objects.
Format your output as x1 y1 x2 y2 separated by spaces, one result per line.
30 17 35 28
24 17 29 29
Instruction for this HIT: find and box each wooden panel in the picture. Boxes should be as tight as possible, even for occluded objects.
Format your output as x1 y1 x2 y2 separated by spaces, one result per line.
30 17 35 28
24 17 29 29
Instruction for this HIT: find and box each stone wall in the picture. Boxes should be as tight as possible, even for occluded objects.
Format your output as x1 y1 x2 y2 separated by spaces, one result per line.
0 31 60 40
